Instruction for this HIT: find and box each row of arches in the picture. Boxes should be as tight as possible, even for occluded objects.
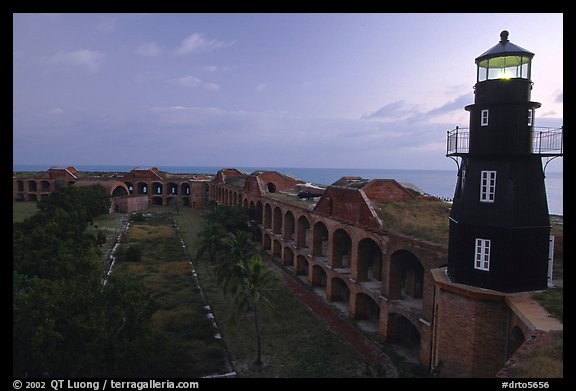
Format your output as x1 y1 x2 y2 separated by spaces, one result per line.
211 184 432 364
126 181 191 196
210 185 242 205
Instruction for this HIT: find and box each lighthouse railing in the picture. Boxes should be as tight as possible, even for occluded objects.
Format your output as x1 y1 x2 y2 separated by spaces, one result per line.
532 126 563 156
446 126 469 155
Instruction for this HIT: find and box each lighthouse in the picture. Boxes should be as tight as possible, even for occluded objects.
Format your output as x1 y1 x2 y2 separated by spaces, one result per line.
445 31 563 292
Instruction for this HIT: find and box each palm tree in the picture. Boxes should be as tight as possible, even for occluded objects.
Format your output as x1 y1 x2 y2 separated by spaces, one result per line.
214 230 257 292
230 254 279 366
195 222 228 265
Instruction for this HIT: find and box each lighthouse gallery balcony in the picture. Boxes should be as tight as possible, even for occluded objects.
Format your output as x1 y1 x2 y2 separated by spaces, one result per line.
446 126 563 156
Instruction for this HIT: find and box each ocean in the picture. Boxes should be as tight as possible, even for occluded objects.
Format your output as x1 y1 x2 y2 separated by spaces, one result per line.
13 164 563 216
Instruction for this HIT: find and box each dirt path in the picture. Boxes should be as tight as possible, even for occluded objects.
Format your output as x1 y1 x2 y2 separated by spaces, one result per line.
263 257 399 378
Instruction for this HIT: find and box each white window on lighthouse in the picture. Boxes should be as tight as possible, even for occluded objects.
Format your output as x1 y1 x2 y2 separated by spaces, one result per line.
528 109 533 126
480 170 497 203
474 238 491 271
481 109 489 126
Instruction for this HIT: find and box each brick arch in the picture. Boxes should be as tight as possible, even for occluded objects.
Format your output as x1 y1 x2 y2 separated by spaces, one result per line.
296 255 309 276
283 246 294 267
387 249 424 300
137 181 148 194
27 180 37 192
354 292 380 333
255 200 263 225
296 214 311 249
273 206 283 234
167 182 178 195
263 233 272 251
357 237 383 283
313 221 329 257
181 182 190 196
112 184 129 197
40 180 51 193
152 181 163 195
329 276 351 303
284 210 295 241
386 312 421 352
332 228 352 268
263 203 272 229
311 264 328 288
507 326 526 360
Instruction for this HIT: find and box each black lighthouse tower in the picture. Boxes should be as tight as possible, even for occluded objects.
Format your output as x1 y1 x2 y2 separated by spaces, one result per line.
446 31 563 292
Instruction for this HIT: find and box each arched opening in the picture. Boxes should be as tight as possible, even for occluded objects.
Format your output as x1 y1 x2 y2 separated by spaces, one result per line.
138 182 148 194
125 182 134 194
151 196 163 205
389 250 424 300
27 180 37 192
264 204 272 229
152 182 163 195
253 226 262 243
507 326 526 360
313 222 329 258
17 180 24 192
256 201 263 225
16 193 25 201
311 265 328 300
283 247 294 268
296 255 309 277
181 183 190 196
266 182 277 193
332 229 352 269
355 293 380 332
263 234 272 252
272 239 282 259
284 211 295 241
243 198 248 208
387 313 421 364
167 183 178 195
182 197 190 207
40 180 51 193
297 216 311 249
273 207 283 234
112 185 128 197
357 238 383 283
330 277 351 314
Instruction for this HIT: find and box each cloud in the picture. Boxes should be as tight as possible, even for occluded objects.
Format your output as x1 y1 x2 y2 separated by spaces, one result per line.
175 33 234 55
555 92 563 103
49 108 64 115
136 42 162 57
167 75 220 91
49 49 105 71
362 93 472 123
201 65 234 72
96 18 116 33
256 83 268 93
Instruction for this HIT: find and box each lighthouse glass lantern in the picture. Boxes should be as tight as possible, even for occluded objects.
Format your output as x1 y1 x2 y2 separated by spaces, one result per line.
445 31 563 293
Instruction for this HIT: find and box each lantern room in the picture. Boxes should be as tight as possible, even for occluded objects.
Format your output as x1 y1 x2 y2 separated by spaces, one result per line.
476 31 533 82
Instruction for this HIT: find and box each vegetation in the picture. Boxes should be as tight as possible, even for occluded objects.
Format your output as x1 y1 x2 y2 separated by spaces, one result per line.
13 185 151 377
12 201 38 223
376 199 451 245
507 332 563 378
109 210 229 377
196 205 279 366
176 206 368 377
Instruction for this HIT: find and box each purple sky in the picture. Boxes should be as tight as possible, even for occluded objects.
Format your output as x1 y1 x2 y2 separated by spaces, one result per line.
13 13 563 171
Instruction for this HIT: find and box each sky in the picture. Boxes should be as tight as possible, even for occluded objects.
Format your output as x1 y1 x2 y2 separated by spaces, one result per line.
13 13 563 172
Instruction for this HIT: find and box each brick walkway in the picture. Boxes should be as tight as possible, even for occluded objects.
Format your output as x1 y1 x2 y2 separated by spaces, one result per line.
263 256 399 378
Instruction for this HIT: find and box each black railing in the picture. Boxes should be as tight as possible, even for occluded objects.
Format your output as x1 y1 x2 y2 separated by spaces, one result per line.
532 127 563 156
446 126 563 156
446 126 469 155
